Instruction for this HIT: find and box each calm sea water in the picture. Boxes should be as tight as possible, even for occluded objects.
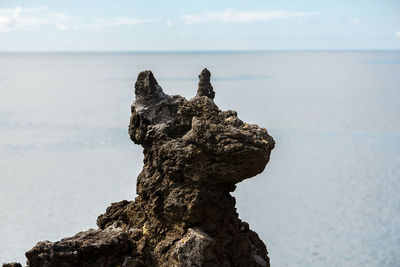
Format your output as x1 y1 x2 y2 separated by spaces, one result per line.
0 51 399 266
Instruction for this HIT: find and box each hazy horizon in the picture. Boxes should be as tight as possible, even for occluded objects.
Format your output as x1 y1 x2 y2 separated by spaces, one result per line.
1 49 400 53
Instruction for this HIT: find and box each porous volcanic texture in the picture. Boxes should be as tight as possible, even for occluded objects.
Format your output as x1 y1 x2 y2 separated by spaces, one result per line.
18 69 275 267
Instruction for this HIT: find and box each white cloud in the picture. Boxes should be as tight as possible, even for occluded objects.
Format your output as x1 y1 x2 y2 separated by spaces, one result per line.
83 18 157 31
166 20 172 27
180 9 319 24
396 31 400 38
56 23 68 30
350 18 361 24
0 6 67 32
0 6 157 32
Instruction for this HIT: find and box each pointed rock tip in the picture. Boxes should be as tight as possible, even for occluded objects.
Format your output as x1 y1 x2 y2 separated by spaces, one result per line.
196 68 215 99
200 68 211 79
135 70 163 101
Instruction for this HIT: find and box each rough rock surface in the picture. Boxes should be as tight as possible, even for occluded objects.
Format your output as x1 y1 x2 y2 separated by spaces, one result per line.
13 68 274 267
2 263 22 267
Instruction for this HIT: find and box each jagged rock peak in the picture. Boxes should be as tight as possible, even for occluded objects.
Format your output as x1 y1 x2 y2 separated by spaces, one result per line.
196 68 215 99
134 70 166 104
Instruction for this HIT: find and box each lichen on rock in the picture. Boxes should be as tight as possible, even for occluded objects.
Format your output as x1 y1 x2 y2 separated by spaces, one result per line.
17 69 275 267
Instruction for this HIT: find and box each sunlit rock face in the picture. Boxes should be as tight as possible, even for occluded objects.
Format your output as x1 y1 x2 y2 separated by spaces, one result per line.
21 69 274 267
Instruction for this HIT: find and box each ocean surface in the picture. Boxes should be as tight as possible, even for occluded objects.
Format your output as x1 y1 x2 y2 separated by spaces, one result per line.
0 51 399 266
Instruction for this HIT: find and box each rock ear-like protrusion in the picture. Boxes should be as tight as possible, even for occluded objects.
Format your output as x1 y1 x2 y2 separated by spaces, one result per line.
134 70 166 104
196 68 215 99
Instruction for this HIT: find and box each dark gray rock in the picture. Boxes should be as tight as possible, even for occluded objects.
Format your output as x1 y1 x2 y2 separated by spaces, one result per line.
17 69 275 267
2 263 22 267
196 68 215 99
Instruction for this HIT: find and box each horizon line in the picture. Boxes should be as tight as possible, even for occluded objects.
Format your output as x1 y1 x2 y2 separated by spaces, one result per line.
0 49 400 54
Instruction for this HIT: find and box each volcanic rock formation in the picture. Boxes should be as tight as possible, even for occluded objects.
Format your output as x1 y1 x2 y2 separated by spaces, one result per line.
11 69 275 267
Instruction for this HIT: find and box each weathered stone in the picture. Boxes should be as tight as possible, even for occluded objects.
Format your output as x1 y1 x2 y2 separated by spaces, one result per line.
25 223 139 267
12 69 274 267
171 228 215 266
2 263 22 267
196 68 215 99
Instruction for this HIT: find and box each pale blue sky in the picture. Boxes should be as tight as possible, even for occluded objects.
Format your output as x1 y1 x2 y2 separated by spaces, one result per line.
1 0 400 51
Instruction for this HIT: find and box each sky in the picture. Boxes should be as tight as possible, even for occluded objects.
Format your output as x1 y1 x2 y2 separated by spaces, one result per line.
0 0 400 51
